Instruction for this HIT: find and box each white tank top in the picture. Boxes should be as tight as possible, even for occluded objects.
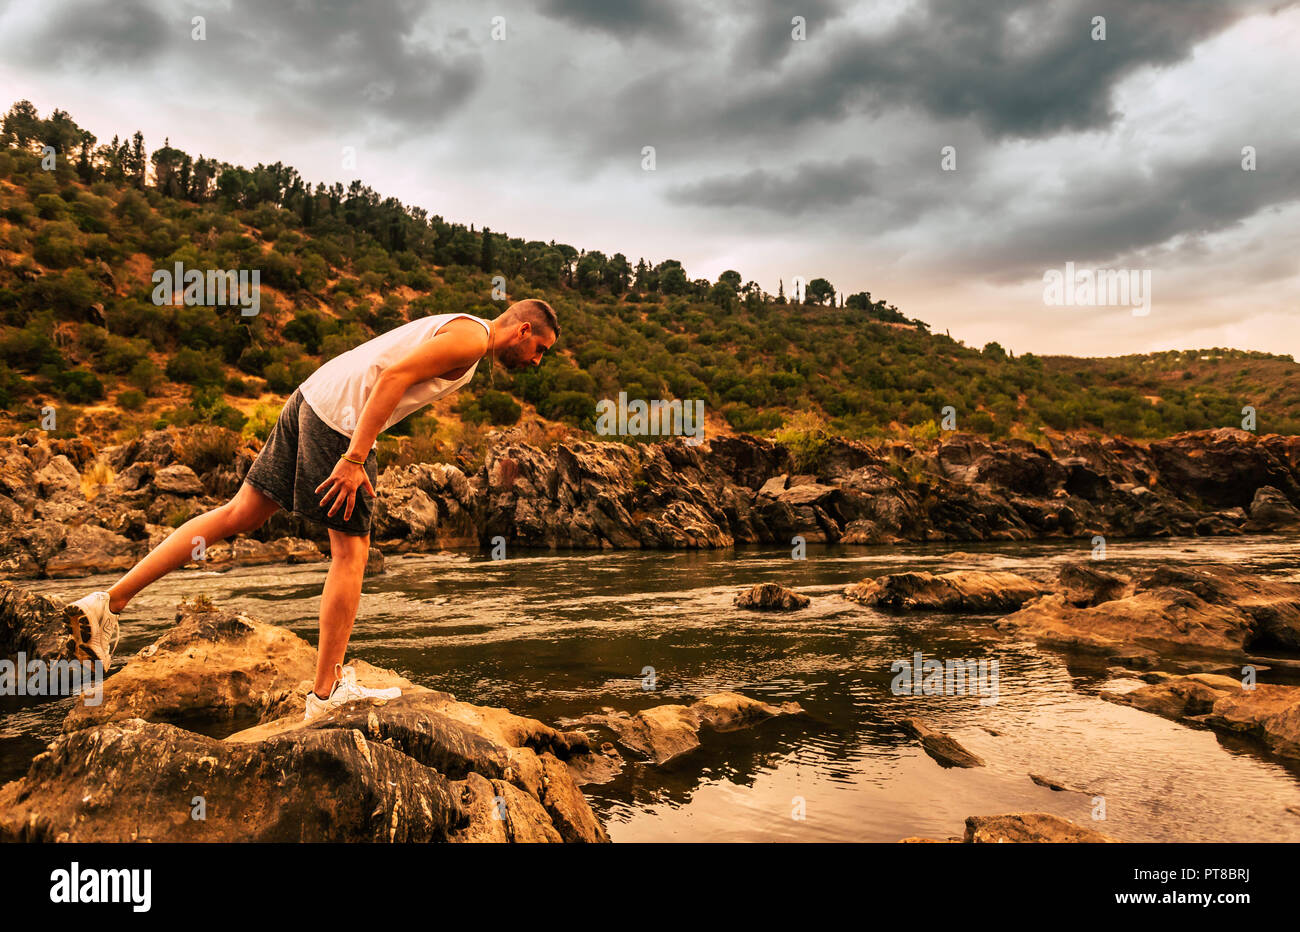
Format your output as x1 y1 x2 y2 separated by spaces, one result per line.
298 313 491 444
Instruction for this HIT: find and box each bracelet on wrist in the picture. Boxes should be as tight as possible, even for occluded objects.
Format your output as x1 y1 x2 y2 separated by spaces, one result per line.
340 453 366 466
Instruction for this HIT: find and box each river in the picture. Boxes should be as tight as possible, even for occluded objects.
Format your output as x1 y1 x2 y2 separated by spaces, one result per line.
7 535 1300 842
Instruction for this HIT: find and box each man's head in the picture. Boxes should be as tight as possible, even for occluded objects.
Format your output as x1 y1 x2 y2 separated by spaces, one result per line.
493 299 558 369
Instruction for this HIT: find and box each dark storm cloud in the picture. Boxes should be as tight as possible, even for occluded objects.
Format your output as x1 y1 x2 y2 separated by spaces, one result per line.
946 140 1300 279
5 0 485 123
25 0 171 65
580 0 1286 159
538 0 688 40
730 0 846 67
665 157 875 214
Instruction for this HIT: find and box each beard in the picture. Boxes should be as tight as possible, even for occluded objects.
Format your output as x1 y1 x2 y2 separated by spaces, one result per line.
498 343 532 369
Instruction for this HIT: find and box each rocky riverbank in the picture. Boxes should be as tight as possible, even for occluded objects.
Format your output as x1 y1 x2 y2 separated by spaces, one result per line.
0 586 803 842
2 425 1299 577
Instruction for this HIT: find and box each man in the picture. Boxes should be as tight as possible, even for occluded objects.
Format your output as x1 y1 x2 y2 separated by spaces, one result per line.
63 299 558 720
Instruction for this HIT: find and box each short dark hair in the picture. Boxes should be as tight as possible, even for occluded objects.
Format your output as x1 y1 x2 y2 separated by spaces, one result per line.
507 298 559 338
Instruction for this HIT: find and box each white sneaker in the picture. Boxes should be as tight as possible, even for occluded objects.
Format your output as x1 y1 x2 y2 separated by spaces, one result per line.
302 663 402 721
64 591 121 669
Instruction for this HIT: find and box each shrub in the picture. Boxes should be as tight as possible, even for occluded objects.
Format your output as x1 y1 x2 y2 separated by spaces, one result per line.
773 410 831 472
166 347 225 385
117 388 146 410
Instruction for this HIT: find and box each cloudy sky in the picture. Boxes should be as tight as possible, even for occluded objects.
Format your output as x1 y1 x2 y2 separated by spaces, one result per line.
2 0 1298 359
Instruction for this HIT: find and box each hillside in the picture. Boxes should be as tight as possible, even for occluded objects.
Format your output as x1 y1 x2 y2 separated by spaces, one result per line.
2 100 1297 468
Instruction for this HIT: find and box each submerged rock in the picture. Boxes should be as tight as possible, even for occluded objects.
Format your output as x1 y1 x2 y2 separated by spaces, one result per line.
845 570 1048 613
733 583 810 611
899 717 985 768
1029 773 1093 795
963 813 1118 843
901 812 1118 843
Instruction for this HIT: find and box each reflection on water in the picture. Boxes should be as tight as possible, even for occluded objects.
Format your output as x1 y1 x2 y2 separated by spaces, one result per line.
10 535 1300 842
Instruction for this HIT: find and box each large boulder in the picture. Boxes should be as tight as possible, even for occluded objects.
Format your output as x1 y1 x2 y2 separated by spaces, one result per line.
1245 485 1300 532
61 601 318 731
845 570 1049 613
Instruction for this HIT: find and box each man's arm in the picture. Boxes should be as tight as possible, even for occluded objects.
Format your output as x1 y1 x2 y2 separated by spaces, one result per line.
315 318 488 520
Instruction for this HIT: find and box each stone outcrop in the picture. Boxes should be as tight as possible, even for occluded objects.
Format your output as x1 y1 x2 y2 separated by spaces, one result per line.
845 570 1048 613
3 424 1299 577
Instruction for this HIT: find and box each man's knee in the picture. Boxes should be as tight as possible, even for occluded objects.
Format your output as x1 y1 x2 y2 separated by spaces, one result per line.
329 531 369 561
224 495 275 534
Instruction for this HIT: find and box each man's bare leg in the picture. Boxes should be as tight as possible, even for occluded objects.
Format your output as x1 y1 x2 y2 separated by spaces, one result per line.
105 483 281 614
312 528 370 697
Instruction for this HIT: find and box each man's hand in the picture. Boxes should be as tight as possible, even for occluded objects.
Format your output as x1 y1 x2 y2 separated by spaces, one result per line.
315 457 375 521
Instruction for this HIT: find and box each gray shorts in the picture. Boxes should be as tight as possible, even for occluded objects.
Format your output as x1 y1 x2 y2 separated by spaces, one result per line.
242 388 378 536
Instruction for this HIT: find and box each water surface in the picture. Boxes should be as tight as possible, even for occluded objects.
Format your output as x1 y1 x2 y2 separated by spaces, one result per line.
9 535 1300 842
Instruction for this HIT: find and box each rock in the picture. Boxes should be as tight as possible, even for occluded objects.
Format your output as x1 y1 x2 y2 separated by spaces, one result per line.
845 570 1048 613
899 717 985 768
756 474 788 497
963 812 1118 843
1107 673 1300 759
1029 773 1092 794
34 455 82 497
995 564 1300 657
152 464 206 496
1246 485 1300 531
0 582 70 661
366 546 385 576
43 524 141 578
114 462 153 492
62 602 319 729
198 536 325 569
733 583 810 611
0 590 610 843
575 691 804 764
1058 562 1133 606
8 425 1300 564
0 717 470 843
